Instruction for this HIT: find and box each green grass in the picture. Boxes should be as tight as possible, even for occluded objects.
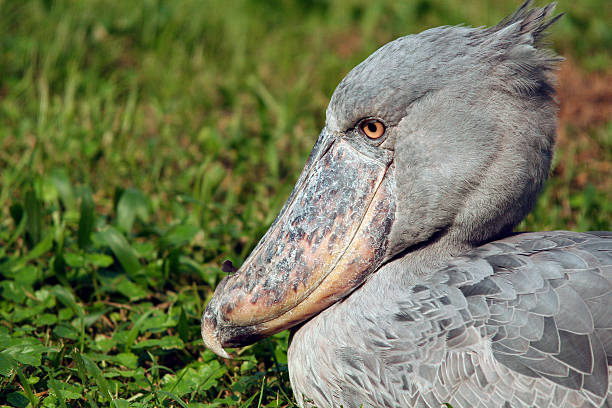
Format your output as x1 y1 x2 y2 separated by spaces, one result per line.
0 0 610 406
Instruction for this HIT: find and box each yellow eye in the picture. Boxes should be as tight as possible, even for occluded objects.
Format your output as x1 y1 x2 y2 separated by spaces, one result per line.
360 119 385 139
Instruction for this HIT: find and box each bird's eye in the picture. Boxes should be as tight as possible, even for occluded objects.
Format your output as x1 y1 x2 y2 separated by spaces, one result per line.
359 119 385 140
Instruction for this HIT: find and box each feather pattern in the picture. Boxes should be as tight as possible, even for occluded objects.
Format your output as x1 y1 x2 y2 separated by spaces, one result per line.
289 232 612 407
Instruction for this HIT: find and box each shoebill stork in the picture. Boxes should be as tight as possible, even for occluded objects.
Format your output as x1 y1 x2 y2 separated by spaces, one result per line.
202 2 612 407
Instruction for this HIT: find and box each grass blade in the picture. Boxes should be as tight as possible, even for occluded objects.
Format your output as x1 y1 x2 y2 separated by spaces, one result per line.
124 309 154 352
50 168 76 211
14 364 38 408
156 391 189 408
97 227 142 275
257 376 265 408
80 354 113 403
24 188 43 247
72 350 100 408
116 188 150 233
78 186 95 249
51 286 86 352
47 376 69 408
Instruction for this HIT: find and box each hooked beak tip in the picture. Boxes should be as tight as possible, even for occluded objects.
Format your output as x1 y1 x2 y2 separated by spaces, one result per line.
201 318 232 359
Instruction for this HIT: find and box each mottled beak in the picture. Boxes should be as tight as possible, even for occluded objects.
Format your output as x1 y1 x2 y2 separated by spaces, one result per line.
202 128 395 357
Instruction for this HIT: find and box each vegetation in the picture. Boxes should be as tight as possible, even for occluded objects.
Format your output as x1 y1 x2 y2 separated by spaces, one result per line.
0 0 609 406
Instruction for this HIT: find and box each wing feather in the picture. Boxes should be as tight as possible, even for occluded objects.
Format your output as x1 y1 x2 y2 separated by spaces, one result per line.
440 231 612 404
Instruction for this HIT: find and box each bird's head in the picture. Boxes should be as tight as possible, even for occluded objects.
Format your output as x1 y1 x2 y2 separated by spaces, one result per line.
202 1 561 358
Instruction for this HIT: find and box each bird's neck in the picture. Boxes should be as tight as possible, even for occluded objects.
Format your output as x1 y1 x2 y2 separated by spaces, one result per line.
377 231 475 286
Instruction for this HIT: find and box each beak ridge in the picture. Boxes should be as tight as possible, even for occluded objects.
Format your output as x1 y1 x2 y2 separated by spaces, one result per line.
202 128 395 356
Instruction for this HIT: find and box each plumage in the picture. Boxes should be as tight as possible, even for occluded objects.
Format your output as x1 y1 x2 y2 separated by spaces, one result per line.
201 2 612 407
289 233 612 407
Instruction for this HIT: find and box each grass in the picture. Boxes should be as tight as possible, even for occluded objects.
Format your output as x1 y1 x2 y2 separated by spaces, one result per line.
0 0 610 406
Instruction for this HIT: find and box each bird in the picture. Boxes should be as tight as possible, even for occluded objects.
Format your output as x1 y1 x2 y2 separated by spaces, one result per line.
201 1 612 407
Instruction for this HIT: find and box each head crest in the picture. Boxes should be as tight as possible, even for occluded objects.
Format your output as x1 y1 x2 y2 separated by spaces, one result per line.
489 0 563 44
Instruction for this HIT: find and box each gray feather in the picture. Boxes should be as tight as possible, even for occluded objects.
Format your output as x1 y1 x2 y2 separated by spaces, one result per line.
290 232 612 407
274 2 612 407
